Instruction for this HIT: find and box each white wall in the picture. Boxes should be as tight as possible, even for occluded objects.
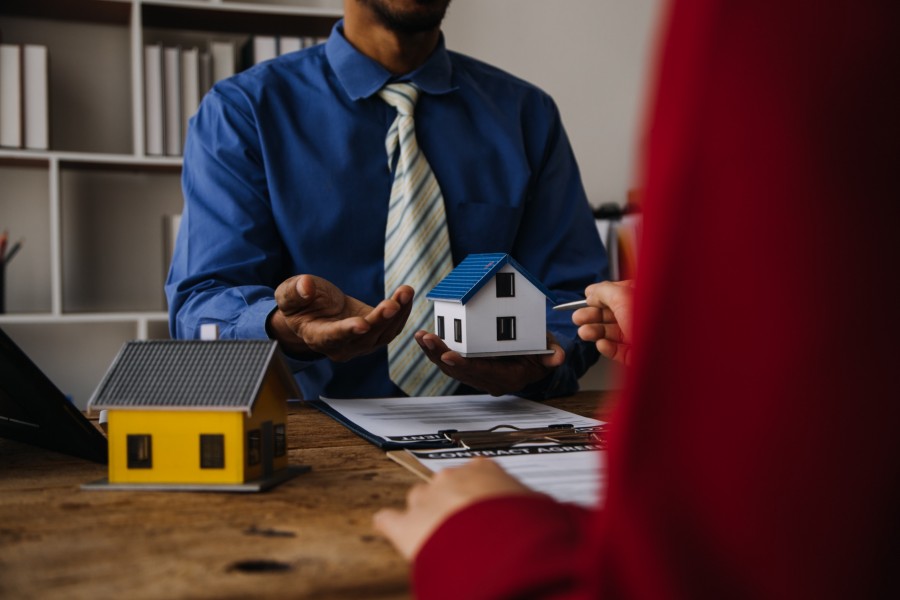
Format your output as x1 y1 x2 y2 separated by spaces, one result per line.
442 0 662 390
442 0 663 209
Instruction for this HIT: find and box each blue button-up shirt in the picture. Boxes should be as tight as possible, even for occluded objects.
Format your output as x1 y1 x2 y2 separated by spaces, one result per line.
166 21 608 400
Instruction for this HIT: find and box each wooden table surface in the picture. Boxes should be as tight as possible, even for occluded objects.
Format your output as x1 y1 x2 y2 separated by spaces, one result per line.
0 391 614 600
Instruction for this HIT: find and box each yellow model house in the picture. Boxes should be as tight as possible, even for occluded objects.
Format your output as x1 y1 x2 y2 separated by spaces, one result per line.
85 339 305 492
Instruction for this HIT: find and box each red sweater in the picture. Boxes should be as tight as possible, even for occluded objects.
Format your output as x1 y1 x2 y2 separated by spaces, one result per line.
412 0 900 597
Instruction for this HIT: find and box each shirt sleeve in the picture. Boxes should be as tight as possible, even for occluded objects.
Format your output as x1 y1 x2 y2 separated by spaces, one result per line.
413 495 596 600
165 86 286 341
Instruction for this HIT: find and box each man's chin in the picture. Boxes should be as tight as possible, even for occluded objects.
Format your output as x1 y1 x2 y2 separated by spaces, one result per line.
360 0 451 34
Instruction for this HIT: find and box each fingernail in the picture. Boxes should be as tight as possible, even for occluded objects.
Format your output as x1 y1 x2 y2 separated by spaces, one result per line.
423 337 435 351
442 357 455 367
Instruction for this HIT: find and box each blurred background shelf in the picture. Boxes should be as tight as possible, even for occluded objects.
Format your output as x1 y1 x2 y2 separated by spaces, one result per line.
0 0 341 408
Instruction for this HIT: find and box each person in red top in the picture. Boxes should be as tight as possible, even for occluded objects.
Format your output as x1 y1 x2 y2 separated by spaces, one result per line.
374 0 900 597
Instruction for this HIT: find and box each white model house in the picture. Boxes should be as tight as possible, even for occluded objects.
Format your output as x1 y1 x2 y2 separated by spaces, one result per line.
426 253 556 357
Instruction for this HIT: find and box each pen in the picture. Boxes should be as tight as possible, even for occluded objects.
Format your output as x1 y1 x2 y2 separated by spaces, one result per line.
552 299 589 311
2 241 21 265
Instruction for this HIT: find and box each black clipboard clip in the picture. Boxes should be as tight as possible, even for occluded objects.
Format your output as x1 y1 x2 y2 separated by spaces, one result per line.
438 424 606 450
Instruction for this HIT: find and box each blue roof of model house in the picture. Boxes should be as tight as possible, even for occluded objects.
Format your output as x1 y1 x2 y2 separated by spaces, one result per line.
426 253 555 304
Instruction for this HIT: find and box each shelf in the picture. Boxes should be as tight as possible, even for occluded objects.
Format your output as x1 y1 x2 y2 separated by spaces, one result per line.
0 149 182 171
143 1 341 36
1 0 343 26
1 0 132 26
60 167 183 313
1 319 171 408
0 162 52 314
0 0 344 408
0 312 168 324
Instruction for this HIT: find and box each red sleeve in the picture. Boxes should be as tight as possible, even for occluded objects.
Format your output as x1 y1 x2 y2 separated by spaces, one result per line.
413 0 900 597
413 495 596 600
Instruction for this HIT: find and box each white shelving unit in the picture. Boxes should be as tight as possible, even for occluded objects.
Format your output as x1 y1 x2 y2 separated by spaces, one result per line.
0 0 342 407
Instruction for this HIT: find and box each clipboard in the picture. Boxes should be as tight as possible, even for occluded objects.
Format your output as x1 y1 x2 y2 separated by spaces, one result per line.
308 398 451 449
386 432 607 507
311 394 605 450
312 394 608 507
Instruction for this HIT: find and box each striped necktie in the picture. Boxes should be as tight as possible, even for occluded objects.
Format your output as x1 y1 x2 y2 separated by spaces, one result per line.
379 82 458 397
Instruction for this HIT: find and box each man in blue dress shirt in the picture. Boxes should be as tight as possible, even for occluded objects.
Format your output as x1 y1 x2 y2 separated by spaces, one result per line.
166 0 608 401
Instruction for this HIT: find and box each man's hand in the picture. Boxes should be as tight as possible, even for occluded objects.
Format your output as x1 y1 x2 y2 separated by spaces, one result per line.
268 274 413 362
373 458 536 561
414 331 565 396
573 280 634 365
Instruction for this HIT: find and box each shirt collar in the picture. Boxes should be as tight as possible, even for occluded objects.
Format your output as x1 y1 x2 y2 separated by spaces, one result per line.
326 19 458 101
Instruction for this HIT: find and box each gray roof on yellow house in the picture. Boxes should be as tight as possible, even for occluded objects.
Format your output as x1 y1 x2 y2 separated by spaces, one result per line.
87 340 300 413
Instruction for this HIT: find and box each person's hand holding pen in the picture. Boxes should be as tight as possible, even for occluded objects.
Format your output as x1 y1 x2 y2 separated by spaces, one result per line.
568 280 635 366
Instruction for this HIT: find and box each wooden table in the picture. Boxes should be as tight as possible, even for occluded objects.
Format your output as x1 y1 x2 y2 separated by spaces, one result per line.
0 391 613 599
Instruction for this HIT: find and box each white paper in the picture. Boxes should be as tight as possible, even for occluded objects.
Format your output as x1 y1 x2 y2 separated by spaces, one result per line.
318 394 603 445
407 444 605 507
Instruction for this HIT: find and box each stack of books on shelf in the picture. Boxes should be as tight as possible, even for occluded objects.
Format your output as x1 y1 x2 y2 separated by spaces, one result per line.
144 35 328 157
144 41 238 157
0 43 49 151
241 34 327 68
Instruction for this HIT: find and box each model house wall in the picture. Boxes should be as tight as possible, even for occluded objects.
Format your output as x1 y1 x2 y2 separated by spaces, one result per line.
105 373 289 485
434 264 548 356
429 254 554 358
89 339 299 489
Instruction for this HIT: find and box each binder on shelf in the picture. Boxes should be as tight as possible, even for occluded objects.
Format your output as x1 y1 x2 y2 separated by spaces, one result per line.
199 51 212 96
144 43 164 156
0 44 23 149
278 36 302 55
22 44 49 151
181 47 200 148
210 41 235 84
163 46 182 156
242 35 277 68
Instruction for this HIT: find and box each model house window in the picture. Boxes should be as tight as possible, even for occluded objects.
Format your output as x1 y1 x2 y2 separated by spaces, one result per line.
497 316 517 341
199 434 225 469
247 429 261 466
126 434 153 469
454 318 463 343
496 273 515 297
436 315 445 340
274 424 286 458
